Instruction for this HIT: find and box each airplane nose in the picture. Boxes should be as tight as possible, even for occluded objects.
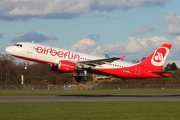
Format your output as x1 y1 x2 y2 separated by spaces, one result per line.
5 46 13 54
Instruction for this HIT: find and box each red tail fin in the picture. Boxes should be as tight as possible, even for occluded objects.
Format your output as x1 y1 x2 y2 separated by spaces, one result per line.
139 43 172 71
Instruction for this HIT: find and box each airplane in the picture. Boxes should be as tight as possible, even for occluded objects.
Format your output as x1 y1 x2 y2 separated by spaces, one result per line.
5 42 172 82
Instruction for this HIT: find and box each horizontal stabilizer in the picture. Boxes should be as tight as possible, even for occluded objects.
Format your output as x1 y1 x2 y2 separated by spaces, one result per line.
150 71 173 77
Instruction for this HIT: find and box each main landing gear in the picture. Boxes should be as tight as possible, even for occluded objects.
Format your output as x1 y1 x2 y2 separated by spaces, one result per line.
74 76 88 82
74 71 89 82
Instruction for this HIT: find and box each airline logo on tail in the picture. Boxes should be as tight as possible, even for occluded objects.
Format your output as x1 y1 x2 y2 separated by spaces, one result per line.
151 46 170 66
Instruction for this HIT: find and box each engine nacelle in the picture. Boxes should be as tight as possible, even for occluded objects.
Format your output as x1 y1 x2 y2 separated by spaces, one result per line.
50 60 76 73
58 60 76 72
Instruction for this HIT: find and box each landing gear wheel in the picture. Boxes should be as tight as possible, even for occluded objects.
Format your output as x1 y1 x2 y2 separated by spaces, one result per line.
75 76 82 82
83 76 88 81
24 65 28 70
24 60 29 70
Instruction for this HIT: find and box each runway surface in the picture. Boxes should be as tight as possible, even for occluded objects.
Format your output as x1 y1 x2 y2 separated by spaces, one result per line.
0 94 180 102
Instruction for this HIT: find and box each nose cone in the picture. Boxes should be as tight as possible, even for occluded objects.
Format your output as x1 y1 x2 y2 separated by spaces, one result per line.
5 46 13 54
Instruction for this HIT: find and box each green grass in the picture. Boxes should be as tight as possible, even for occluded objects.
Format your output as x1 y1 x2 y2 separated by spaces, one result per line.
0 90 180 120
0 102 180 120
0 89 180 96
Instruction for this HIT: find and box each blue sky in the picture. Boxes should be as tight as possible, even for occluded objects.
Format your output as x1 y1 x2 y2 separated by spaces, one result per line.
1 0 180 66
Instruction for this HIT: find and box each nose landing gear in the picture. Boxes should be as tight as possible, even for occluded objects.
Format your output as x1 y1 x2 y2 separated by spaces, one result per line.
24 60 29 70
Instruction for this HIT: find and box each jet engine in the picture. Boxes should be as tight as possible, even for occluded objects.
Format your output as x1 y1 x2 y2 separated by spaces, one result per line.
50 60 77 73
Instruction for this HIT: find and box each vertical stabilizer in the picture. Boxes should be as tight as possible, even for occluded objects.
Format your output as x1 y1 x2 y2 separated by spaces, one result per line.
139 43 172 71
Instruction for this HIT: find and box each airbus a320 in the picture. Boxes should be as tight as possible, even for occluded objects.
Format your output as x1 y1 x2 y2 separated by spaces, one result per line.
6 42 172 82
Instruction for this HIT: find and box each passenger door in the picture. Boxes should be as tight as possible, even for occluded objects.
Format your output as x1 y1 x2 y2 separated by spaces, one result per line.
135 65 141 75
27 43 34 53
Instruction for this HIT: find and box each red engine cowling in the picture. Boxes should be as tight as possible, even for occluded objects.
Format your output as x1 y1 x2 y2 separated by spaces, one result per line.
58 60 76 72
50 60 76 73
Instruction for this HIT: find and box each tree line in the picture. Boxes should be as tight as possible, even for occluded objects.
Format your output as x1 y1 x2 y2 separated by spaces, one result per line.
0 54 74 85
0 53 180 85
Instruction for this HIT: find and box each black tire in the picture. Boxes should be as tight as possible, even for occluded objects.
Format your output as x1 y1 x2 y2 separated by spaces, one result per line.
83 76 88 81
75 76 82 82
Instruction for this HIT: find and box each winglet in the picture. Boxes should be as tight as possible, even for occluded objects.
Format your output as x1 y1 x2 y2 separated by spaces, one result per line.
120 56 125 61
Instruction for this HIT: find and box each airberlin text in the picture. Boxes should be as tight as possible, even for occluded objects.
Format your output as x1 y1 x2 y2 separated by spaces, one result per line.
35 46 80 61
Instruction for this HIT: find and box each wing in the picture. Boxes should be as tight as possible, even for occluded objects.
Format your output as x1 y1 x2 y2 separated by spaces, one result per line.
77 57 119 69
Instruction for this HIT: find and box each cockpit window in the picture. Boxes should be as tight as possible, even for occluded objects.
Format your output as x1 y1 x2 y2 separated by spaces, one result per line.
13 44 22 47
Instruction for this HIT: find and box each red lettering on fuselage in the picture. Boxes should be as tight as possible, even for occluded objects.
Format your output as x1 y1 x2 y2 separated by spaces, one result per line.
35 46 80 61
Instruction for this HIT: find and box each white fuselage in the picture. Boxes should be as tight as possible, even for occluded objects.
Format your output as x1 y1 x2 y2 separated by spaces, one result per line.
6 42 134 69
5 42 172 79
